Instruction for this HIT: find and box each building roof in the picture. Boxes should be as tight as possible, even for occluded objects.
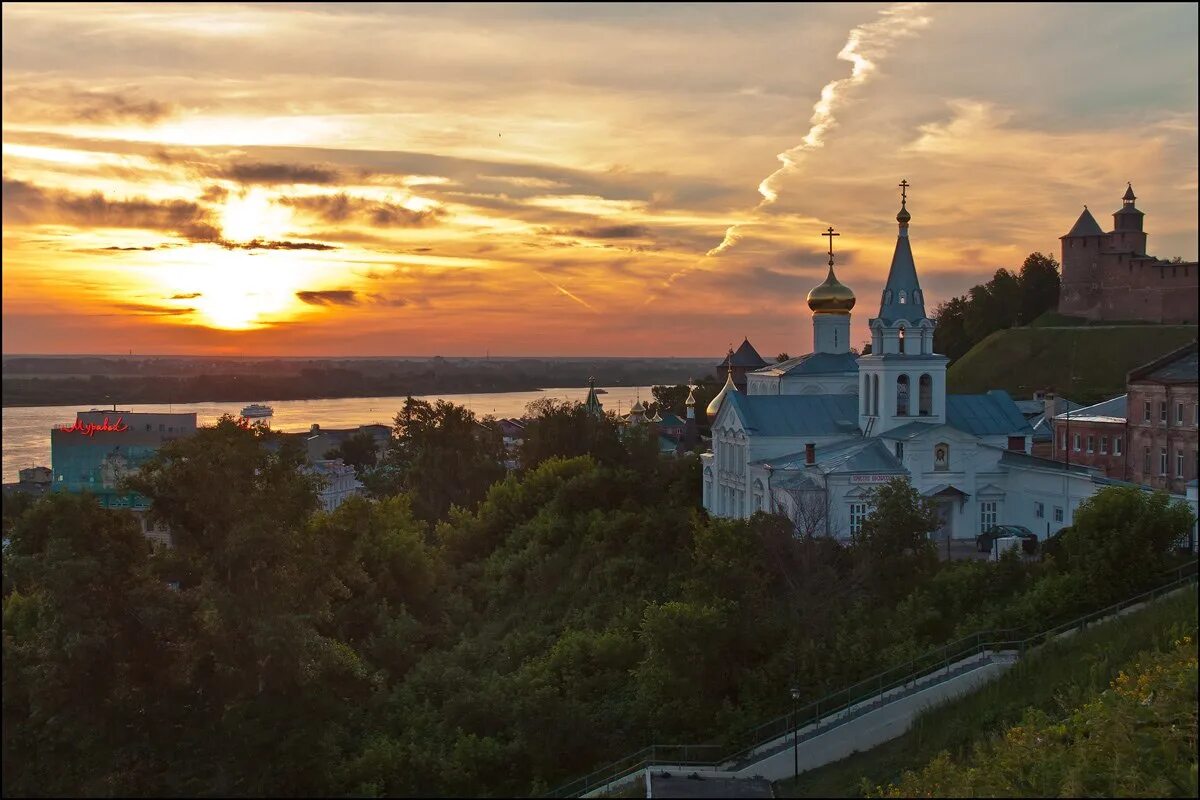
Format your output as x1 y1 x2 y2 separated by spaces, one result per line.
658 412 686 427
754 436 904 476
875 420 940 441
1054 393 1127 424
876 233 929 324
718 338 769 369
1062 207 1105 237
752 351 860 377
945 390 1033 437
723 392 859 437
998 448 1094 476
1127 341 1198 385
583 377 604 415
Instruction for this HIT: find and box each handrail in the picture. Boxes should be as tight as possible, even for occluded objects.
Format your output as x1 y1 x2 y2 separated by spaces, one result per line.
546 559 1197 797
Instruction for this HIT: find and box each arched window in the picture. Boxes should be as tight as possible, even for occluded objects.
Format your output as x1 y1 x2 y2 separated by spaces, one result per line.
896 374 910 416
862 374 870 414
884 290 893 305
872 374 880 416
914 290 922 305
898 327 906 354
899 290 907 305
919 373 932 416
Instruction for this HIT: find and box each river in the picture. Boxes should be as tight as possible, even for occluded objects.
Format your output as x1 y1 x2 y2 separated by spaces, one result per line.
1 385 656 483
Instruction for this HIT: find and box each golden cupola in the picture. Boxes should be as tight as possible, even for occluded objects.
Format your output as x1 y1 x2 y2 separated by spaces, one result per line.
806 265 856 315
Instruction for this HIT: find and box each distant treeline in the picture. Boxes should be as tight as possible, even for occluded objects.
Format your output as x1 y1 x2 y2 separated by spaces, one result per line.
1 357 715 407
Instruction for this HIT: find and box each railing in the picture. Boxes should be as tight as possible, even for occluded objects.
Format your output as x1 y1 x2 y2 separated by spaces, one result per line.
545 559 1198 798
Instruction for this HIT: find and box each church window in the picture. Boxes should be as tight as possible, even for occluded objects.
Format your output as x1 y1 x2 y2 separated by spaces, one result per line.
919 374 932 416
1060 430 1067 452
1035 501 1044 519
872 374 880 416
896 375 910 416
914 290 922 305
898 327 906 354
849 503 868 535
884 290 892 305
934 443 949 471
862 375 870 414
1114 436 1122 455
979 501 998 533
899 290 907 305
1054 506 1064 523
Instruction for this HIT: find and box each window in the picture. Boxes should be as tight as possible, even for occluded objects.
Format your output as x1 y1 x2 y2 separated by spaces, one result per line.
1177 450 1185 478
895 441 905 459
1007 436 1025 452
1144 400 1151 422
1060 430 1067 451
898 327 906 354
872 374 880 416
1143 446 1151 474
899 290 907 305
1159 447 1168 476
849 503 868 535
1086 435 1094 454
919 374 932 416
1054 506 1064 523
862 375 870 414
1115 437 1122 456
1160 401 1168 424
979 501 998 533
896 375 910 416
1100 436 1108 454
1177 402 1185 424
1035 501 1045 519
1073 434 1081 452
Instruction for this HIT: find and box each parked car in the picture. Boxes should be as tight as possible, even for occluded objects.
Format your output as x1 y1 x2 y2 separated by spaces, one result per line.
976 524 1038 554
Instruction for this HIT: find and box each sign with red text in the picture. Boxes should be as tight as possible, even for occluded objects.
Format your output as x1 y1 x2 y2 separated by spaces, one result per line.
58 416 129 436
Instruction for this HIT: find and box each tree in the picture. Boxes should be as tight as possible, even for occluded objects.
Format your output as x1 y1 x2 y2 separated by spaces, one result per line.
852 478 938 599
776 352 791 362
379 397 506 522
932 296 972 363
1018 252 1060 325
518 398 626 469
325 429 380 475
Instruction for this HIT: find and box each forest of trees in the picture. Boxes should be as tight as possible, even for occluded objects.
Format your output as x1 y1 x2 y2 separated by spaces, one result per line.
933 252 1061 364
2 397 1194 797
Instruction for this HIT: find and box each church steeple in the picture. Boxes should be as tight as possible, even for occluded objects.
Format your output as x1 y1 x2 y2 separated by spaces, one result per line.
583 377 604 417
876 179 927 324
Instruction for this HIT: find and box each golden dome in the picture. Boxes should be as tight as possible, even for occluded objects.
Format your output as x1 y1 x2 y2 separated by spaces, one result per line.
706 369 737 417
806 266 856 315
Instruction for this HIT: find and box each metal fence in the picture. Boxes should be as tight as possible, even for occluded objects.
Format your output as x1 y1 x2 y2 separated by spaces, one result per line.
546 559 1198 798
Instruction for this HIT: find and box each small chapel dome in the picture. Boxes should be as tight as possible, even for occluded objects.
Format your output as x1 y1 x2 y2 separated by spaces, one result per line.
806 266 856 315
706 369 738 417
896 205 911 225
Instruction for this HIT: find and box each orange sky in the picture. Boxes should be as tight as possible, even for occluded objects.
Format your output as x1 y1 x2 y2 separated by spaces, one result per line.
2 3 1197 357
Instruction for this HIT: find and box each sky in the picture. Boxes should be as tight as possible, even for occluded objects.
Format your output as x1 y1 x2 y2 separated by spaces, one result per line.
2 2 1197 358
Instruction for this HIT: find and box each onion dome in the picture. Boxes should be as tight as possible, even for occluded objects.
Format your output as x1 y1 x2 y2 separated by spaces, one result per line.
629 399 645 415
685 385 696 406
706 368 738 418
806 266 856 315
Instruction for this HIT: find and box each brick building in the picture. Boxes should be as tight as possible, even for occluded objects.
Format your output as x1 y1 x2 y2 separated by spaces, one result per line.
1125 342 1198 494
1051 394 1127 478
1059 184 1198 324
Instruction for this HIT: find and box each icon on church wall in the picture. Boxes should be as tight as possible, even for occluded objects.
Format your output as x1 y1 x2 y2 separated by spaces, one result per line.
934 443 950 471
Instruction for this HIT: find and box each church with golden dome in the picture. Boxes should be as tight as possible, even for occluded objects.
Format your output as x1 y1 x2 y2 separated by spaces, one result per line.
700 182 1116 544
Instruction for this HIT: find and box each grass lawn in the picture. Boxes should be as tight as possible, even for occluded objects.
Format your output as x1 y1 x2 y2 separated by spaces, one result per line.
773 585 1198 798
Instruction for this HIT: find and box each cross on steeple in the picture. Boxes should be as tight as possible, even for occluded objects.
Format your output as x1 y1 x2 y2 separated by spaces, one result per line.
899 179 909 207
822 226 839 268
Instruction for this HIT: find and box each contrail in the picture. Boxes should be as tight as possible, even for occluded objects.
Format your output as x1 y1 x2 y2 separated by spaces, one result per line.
536 271 597 312
690 3 933 268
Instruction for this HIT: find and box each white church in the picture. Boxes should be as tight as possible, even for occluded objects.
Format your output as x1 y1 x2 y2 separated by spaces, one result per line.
701 185 1118 542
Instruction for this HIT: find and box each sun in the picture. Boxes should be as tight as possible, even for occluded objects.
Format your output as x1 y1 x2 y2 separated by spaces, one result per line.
218 189 293 242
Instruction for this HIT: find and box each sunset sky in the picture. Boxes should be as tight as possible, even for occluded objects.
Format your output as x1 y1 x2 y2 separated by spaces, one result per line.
2 2 1197 357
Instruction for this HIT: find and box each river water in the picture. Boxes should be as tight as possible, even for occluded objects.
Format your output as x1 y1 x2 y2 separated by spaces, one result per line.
1 385 655 483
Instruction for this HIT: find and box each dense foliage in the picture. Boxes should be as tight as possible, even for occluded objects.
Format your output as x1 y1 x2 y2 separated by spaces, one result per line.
933 252 1061 364
2 403 1194 797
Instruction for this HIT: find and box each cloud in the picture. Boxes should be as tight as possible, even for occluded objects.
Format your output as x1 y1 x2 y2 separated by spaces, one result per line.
3 86 178 125
107 302 194 316
545 223 652 239
366 293 409 307
281 193 445 227
296 290 359 306
101 245 158 251
223 162 343 184
219 238 338 251
169 292 202 299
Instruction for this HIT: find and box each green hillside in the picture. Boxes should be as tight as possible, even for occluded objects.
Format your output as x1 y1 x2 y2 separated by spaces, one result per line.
775 585 1198 798
946 324 1197 405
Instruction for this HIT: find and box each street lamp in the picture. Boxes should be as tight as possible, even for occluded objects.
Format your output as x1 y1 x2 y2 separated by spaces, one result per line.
791 685 802 779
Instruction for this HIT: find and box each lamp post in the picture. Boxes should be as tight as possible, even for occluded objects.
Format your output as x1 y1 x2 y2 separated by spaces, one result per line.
791 685 802 779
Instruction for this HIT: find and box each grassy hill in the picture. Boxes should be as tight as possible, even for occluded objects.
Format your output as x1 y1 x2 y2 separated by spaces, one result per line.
774 584 1198 798
947 323 1197 405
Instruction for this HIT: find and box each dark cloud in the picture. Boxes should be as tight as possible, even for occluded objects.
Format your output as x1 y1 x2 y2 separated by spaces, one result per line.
3 86 177 125
107 302 194 316
169 292 202 299
782 247 859 268
2 177 219 241
224 162 342 185
219 239 338 251
281 193 445 227
296 290 359 306
545 223 652 239
367 293 409 307
101 245 158 251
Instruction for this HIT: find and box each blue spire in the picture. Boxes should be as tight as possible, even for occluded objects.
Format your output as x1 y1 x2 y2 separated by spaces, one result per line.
876 180 927 324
